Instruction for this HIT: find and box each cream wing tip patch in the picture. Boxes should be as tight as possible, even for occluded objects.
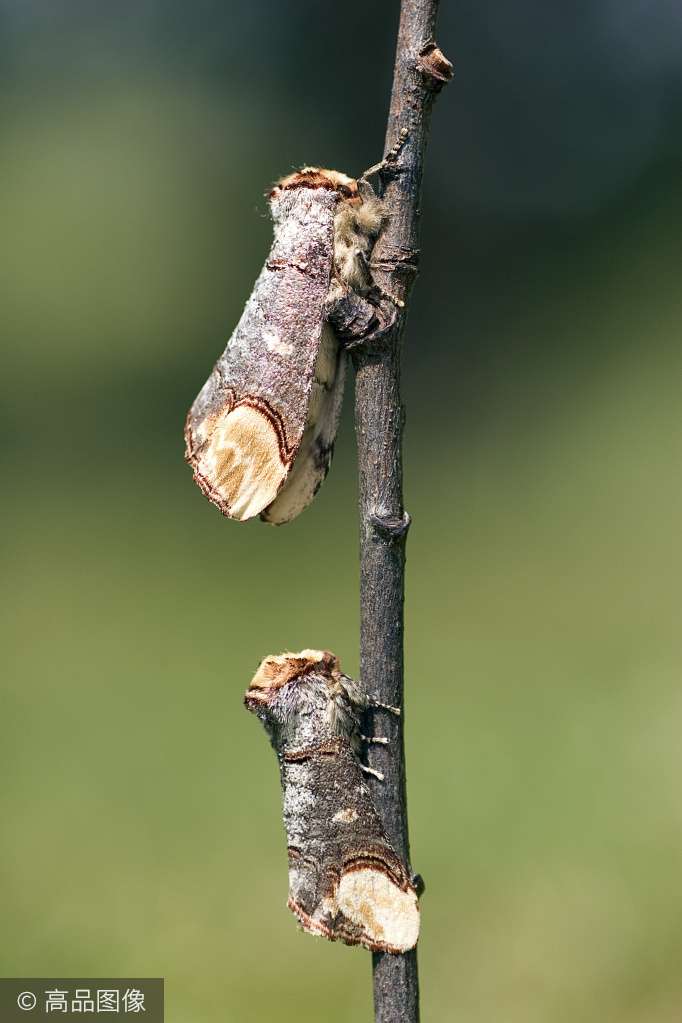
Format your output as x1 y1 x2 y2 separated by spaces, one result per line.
192 404 288 520
337 868 420 952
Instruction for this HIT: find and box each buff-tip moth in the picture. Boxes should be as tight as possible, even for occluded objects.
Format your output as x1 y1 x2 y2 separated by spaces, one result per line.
184 137 406 524
244 649 420 953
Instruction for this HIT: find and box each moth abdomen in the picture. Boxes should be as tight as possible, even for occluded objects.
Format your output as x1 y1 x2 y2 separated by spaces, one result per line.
245 650 420 953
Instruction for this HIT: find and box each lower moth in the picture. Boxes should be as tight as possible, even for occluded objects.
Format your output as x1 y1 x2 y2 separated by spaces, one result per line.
185 140 405 524
244 649 420 954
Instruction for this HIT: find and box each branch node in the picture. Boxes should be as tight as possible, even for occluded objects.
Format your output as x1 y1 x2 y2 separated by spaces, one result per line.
416 42 454 90
369 248 420 311
411 873 426 898
328 292 399 352
370 246 420 279
370 511 411 542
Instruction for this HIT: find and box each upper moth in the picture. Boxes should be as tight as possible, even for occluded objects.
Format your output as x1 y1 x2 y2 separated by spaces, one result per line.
185 150 401 524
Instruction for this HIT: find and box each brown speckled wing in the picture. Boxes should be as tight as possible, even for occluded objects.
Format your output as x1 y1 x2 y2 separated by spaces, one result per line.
185 185 340 522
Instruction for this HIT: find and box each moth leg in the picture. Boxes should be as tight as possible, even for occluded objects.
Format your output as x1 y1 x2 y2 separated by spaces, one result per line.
356 250 405 312
368 698 401 716
361 735 389 745
360 763 385 782
326 291 398 351
336 672 368 710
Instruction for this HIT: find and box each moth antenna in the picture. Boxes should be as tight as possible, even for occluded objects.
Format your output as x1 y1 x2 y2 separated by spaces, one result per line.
360 159 386 183
361 735 389 745
360 127 409 182
361 764 385 781
385 126 409 162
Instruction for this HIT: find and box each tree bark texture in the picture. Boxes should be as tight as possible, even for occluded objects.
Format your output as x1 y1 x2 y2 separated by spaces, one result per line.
352 2 452 1021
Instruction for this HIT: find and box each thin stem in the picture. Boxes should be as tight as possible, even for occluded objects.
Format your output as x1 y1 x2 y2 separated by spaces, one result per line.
352 2 452 1021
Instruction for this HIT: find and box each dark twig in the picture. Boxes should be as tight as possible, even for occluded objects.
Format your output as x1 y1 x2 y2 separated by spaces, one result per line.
352 2 452 1021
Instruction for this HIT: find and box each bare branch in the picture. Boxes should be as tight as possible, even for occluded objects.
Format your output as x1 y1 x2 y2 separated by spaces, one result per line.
352 2 452 1021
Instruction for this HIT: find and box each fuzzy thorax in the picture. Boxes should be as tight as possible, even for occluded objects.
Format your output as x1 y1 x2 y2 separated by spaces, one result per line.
244 648 366 748
331 194 385 297
270 166 386 300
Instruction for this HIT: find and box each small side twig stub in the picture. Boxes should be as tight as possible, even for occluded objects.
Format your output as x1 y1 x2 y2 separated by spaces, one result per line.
417 42 454 89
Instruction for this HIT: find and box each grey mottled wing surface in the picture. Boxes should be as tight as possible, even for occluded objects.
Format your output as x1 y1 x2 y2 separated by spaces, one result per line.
244 650 421 952
185 185 341 521
261 323 346 525
283 739 420 953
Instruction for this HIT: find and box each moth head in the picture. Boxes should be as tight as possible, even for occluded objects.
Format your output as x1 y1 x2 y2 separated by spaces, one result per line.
244 648 345 748
245 649 340 711
269 168 358 201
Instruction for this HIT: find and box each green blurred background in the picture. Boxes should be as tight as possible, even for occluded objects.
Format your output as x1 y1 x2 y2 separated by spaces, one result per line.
2 2 681 1020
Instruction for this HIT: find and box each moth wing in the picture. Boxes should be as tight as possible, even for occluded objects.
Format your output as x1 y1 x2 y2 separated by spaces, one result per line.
185 399 290 521
185 186 339 521
285 741 420 953
260 324 346 525
287 830 420 956
333 859 421 954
